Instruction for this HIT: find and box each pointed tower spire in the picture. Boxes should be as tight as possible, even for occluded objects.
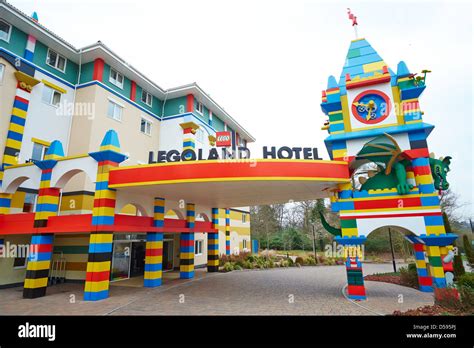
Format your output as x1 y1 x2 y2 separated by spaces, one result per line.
397 61 411 78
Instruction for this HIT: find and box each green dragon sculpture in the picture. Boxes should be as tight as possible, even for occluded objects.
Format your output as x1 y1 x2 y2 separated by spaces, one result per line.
319 133 452 236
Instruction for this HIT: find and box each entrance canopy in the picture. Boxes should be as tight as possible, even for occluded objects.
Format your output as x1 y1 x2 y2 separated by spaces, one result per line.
108 159 350 206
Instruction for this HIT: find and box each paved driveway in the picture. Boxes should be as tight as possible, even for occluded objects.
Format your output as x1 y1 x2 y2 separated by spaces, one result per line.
0 264 433 315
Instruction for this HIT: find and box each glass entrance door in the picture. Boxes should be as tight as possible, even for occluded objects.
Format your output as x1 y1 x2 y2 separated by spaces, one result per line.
162 239 174 271
111 241 131 281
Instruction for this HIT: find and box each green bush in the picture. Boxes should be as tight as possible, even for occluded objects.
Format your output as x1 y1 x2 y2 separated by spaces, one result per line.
234 265 243 271
287 257 294 266
223 262 234 272
305 256 316 265
281 260 289 267
457 273 474 289
399 263 419 288
452 254 466 278
463 235 474 266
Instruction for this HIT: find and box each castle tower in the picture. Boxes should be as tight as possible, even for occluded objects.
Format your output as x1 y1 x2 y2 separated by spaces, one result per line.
321 38 457 300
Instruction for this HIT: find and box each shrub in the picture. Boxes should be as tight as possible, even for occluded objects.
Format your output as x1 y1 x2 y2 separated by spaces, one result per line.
287 257 294 266
463 235 474 266
457 273 474 289
399 264 419 288
295 257 304 266
281 260 289 267
452 255 466 278
223 262 234 272
234 265 243 271
305 256 316 265
434 287 461 310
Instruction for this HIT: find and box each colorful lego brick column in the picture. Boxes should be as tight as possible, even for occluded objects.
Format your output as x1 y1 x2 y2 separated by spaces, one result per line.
225 208 231 255
33 141 64 228
23 234 54 298
0 191 11 215
144 197 164 287
405 235 432 292
344 245 366 300
84 130 127 301
412 157 435 194
180 203 195 279
207 207 219 272
179 121 199 160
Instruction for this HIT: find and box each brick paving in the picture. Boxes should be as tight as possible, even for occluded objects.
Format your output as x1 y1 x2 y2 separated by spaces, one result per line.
0 264 433 315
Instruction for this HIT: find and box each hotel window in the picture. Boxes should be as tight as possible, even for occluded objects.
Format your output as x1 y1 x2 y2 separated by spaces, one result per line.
107 100 123 121
141 89 153 107
109 68 124 89
0 20 11 42
195 240 203 255
23 192 37 213
31 142 49 162
196 101 203 114
242 213 247 223
140 117 152 136
46 48 66 72
243 239 247 249
0 63 5 84
42 85 62 107
13 256 27 269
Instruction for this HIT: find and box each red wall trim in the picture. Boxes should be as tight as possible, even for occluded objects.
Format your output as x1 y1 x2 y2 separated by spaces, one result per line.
130 80 137 101
186 94 194 112
92 58 105 82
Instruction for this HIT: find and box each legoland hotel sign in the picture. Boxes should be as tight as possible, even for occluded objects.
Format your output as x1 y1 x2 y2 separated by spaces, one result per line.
148 146 323 164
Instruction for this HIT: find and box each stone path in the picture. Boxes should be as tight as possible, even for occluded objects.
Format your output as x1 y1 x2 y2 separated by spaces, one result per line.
0 264 433 315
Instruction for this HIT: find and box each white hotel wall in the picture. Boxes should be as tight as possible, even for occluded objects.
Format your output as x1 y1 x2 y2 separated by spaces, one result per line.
21 71 75 163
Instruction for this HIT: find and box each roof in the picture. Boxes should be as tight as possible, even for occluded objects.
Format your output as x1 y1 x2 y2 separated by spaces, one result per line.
0 0 255 142
339 38 389 86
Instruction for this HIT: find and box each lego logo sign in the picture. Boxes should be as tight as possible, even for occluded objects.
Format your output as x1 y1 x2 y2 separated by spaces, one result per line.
216 131 232 147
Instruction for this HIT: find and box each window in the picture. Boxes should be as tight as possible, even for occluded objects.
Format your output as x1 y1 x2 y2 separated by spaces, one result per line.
107 100 123 121
242 213 247 223
0 20 11 42
13 256 27 269
141 89 153 106
195 240 203 255
23 193 37 213
46 49 66 72
196 101 203 114
140 117 152 136
31 142 49 162
42 85 62 107
243 239 247 249
109 68 124 88
0 64 4 84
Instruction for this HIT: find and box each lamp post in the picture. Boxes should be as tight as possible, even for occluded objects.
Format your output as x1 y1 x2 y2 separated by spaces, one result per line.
311 224 317 262
388 227 397 273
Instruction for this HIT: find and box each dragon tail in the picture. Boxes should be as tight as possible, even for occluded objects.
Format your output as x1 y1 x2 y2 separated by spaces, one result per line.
319 211 342 237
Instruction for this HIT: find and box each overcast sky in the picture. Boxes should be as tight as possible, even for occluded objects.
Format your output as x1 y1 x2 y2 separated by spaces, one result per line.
11 0 473 218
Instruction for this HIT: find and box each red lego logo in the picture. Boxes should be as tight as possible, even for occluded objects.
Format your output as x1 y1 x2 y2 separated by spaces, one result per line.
216 131 231 147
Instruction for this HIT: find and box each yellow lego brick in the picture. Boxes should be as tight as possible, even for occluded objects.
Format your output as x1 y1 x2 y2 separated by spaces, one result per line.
332 149 347 159
95 172 110 183
426 246 440 257
5 138 22 150
432 267 445 278
24 277 48 289
416 260 426 269
145 255 163 264
146 241 163 249
180 252 194 259
363 61 386 73
94 190 116 200
92 206 115 217
90 233 113 244
38 195 59 205
208 260 219 266
144 271 162 279
415 174 433 185
2 154 18 166
180 265 194 272
12 107 27 118
86 261 111 273
27 260 51 271
341 228 358 237
426 225 445 235
8 123 24 134
85 280 110 293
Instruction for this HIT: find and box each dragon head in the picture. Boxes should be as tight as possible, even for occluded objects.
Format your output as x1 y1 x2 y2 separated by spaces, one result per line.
429 156 452 191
